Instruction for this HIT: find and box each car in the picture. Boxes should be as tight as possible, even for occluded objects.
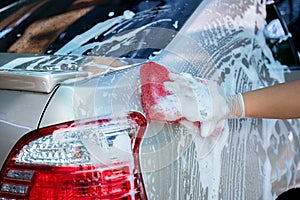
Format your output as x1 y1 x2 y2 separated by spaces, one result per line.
0 0 299 199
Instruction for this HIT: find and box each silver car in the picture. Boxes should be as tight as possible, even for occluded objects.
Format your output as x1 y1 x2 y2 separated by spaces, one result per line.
0 0 299 199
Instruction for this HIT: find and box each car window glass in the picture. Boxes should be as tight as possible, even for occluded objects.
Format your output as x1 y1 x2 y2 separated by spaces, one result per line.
0 0 202 60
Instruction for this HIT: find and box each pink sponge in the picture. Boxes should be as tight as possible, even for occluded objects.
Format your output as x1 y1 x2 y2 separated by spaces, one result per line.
140 62 201 130
140 62 172 120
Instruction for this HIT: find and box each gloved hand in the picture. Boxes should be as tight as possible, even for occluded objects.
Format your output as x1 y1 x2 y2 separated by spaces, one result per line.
148 72 245 137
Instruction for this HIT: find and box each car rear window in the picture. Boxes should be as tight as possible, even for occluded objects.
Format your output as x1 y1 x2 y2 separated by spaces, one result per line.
0 0 202 59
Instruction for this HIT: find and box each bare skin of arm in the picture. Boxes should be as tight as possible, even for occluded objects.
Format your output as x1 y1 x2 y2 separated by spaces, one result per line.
242 80 300 119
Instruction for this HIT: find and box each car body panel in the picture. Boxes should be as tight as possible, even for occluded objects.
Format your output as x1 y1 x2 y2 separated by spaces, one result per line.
39 66 145 127
142 1 300 199
0 89 51 167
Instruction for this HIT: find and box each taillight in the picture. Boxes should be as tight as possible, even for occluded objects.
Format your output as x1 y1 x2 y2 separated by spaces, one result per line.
0 112 147 200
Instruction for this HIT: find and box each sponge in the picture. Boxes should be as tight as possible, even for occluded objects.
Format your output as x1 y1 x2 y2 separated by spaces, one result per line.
140 62 173 120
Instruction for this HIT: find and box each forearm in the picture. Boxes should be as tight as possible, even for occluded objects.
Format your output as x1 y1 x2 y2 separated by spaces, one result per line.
242 80 300 119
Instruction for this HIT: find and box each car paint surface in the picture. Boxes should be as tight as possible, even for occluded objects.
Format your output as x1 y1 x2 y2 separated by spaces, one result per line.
0 0 300 199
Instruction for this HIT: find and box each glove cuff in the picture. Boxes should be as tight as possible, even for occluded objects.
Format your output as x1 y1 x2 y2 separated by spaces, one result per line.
237 93 245 118
225 93 245 119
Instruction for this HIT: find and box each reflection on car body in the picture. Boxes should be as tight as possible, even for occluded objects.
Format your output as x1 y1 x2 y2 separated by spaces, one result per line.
0 0 299 199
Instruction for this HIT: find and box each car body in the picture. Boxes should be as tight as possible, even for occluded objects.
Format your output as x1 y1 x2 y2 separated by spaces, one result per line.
0 0 299 199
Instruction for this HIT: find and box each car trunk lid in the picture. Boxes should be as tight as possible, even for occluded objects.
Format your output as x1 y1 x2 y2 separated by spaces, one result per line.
0 53 138 93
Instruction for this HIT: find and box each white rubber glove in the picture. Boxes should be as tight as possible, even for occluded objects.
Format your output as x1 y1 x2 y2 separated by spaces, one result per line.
150 72 245 137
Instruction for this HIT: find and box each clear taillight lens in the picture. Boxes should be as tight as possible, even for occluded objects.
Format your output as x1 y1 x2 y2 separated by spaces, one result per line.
0 112 147 200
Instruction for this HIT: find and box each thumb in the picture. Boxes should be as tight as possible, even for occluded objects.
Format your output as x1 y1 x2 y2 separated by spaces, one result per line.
200 120 225 137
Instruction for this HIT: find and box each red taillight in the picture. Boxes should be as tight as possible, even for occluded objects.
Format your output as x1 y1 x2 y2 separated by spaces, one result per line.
0 112 147 200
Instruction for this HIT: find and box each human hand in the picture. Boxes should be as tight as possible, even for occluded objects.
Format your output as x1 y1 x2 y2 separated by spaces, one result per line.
148 72 245 137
